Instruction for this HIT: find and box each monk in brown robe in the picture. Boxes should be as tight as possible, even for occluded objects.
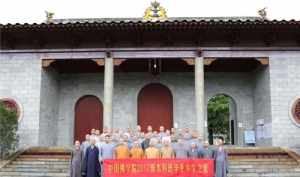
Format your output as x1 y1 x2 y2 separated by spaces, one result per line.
130 141 144 159
160 137 175 159
114 140 130 159
145 138 160 159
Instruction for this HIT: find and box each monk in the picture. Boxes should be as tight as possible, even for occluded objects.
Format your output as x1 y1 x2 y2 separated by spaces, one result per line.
82 137 100 177
213 137 229 177
199 141 213 159
174 139 188 159
114 140 130 159
141 133 151 150
70 141 84 177
130 141 144 159
160 137 175 159
80 134 90 157
144 138 160 159
99 135 114 161
187 142 200 159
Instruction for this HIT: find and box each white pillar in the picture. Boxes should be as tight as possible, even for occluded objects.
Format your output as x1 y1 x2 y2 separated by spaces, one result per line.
195 56 205 138
103 55 114 129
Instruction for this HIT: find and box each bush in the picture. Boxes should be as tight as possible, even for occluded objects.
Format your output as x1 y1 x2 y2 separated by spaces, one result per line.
0 102 18 159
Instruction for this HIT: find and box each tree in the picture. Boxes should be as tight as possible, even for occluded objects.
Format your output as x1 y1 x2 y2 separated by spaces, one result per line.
207 94 230 144
0 102 18 159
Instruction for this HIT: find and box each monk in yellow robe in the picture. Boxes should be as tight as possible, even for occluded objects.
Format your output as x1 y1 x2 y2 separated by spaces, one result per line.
130 141 144 159
145 138 160 159
160 137 175 159
114 141 130 159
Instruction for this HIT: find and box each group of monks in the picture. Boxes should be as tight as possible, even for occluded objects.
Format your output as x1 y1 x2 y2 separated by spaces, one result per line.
70 125 229 177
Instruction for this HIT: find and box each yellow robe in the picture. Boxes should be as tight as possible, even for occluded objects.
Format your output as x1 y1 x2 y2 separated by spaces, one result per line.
160 146 175 159
130 147 144 159
145 147 160 159
115 145 130 159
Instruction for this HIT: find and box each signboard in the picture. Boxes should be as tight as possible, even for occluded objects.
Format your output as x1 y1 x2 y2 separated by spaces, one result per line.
244 130 256 144
103 159 214 177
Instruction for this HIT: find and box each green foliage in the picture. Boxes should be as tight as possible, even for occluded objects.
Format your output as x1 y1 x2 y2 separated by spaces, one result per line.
0 102 18 159
207 94 230 143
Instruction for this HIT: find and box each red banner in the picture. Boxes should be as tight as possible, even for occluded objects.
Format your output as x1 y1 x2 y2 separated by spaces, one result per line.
103 159 214 177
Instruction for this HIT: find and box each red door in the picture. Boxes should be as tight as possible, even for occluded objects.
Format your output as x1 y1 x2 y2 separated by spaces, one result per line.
138 83 173 132
75 95 103 142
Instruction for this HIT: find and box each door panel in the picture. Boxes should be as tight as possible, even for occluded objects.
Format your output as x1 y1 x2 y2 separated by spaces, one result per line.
138 83 173 132
75 95 103 142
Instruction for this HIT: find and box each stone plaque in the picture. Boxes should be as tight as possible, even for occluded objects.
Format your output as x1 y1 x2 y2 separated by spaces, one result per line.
291 98 300 125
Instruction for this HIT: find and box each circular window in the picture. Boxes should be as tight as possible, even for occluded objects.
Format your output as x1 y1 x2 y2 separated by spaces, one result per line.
0 98 21 120
291 98 300 126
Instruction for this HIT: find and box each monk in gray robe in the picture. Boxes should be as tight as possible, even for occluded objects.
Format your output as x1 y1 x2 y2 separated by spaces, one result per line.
174 139 188 159
81 134 90 157
187 142 200 159
70 141 84 177
213 137 229 177
99 135 114 161
199 141 213 159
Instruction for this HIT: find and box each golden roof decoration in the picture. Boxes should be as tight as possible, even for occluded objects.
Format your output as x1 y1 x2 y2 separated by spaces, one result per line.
143 1 167 21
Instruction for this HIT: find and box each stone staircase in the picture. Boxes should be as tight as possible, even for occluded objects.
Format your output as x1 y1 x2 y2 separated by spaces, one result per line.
0 147 299 177
0 147 71 177
227 147 300 177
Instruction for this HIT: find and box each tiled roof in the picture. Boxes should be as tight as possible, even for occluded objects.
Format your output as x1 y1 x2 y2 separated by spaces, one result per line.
1 17 299 29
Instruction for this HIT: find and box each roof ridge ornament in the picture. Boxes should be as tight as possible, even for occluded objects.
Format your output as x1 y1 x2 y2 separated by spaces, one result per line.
258 7 268 20
45 11 55 23
143 1 167 22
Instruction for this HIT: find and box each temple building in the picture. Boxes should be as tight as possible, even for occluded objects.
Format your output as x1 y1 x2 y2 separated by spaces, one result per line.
1 2 300 149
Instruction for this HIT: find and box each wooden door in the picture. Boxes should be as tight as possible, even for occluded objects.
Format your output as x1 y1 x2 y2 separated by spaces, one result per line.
138 83 173 132
75 95 103 142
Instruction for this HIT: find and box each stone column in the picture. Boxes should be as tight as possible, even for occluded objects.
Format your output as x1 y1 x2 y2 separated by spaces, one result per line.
195 56 205 138
103 53 114 129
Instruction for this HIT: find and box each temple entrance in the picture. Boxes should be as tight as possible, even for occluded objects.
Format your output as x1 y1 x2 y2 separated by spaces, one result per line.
138 83 173 132
207 94 237 145
74 95 103 142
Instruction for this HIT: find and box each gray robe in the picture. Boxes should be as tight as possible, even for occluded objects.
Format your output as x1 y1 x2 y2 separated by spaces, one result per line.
213 147 229 177
174 144 188 159
199 148 213 159
70 149 84 177
187 148 199 159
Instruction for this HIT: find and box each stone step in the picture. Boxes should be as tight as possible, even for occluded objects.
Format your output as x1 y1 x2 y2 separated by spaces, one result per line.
11 161 69 165
16 158 70 162
229 158 295 161
1 176 68 177
19 155 70 158
5 164 69 169
230 156 293 160
229 167 300 173
0 167 68 173
0 171 68 176
229 164 299 169
229 161 298 165
227 173 300 177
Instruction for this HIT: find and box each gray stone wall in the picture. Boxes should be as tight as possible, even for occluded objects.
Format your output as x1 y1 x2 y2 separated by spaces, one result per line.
0 54 42 148
39 68 59 146
2 51 300 149
57 73 104 146
56 72 197 146
253 66 272 146
205 72 254 145
55 71 254 146
269 57 300 147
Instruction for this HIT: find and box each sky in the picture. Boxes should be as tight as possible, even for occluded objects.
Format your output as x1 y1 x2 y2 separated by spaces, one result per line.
0 0 300 24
